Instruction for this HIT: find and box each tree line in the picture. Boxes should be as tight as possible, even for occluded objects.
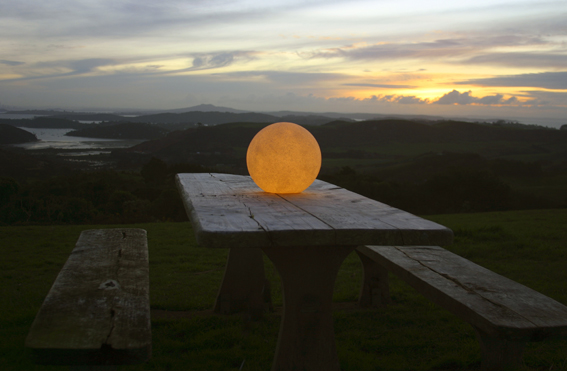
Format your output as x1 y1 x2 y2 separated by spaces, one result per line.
1 152 562 226
0 158 205 225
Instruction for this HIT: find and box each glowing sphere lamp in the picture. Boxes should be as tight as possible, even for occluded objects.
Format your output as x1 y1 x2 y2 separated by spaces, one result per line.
246 122 321 194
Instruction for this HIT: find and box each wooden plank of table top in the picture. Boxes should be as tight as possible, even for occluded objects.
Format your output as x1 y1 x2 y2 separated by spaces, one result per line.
279 182 453 246
25 229 151 365
360 245 567 339
177 173 268 247
177 173 333 247
176 173 453 248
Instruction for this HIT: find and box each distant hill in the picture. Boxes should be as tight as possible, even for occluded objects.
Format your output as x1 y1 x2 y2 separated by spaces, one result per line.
51 113 126 122
0 147 76 179
4 109 68 115
116 119 567 165
0 117 87 129
0 124 38 144
5 105 561 129
66 122 170 140
129 111 277 125
25 110 341 127
164 104 249 114
122 111 340 126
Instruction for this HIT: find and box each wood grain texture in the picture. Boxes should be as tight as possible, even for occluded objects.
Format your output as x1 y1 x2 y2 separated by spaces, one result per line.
213 247 272 318
357 245 567 340
25 229 151 365
262 245 355 371
176 173 453 248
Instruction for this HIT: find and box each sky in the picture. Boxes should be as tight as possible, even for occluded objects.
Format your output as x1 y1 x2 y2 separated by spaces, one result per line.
1 0 566 124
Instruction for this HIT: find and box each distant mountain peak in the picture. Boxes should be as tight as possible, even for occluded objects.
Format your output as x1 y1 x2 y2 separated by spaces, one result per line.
169 104 248 114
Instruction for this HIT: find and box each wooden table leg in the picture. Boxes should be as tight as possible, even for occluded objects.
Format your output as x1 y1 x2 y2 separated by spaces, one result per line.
214 247 272 319
356 249 391 307
473 327 526 371
262 245 354 371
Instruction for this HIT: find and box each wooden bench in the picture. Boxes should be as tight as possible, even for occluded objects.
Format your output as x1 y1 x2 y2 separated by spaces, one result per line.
25 228 151 370
356 245 567 371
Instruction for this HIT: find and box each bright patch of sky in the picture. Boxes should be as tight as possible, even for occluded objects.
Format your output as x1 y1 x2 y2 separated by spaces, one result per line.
0 0 566 124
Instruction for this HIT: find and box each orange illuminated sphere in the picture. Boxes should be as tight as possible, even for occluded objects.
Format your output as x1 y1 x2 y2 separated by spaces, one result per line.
246 122 321 194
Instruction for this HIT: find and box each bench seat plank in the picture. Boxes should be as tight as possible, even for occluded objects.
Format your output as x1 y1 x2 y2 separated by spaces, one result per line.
25 229 151 365
358 245 567 340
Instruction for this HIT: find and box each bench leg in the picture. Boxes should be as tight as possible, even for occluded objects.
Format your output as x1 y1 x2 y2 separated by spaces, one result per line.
356 249 391 307
214 247 272 319
473 327 526 371
262 245 354 371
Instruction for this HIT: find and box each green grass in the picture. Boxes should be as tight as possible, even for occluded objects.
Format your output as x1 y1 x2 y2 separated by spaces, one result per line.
1 209 566 370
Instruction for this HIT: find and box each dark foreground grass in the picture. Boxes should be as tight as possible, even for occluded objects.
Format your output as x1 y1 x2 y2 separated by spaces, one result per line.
1 209 566 370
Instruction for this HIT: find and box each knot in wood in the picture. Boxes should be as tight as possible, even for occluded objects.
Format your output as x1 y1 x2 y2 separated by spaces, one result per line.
99 279 121 290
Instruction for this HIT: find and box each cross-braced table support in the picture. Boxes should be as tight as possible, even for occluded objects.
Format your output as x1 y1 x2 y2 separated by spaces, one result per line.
262 245 354 371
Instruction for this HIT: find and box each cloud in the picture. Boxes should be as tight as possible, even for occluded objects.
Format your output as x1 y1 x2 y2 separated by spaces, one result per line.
435 90 476 105
0 59 25 66
343 83 417 89
190 53 234 70
366 95 429 105
30 58 117 73
306 40 463 61
462 53 567 69
245 92 431 108
517 90 567 107
67 58 116 74
216 70 347 85
4 51 249 82
394 95 429 104
456 72 567 90
0 0 305 41
304 34 550 63
434 90 520 106
5 58 118 81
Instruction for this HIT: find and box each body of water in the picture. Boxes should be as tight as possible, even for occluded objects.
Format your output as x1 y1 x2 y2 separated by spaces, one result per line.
10 127 143 151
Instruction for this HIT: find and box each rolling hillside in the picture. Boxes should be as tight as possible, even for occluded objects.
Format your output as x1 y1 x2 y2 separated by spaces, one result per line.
0 124 38 144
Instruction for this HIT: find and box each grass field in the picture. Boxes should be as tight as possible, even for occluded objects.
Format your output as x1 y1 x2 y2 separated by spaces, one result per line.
1 209 566 370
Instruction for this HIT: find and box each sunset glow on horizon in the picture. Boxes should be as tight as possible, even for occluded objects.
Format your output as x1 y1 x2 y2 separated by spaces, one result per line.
1 0 565 125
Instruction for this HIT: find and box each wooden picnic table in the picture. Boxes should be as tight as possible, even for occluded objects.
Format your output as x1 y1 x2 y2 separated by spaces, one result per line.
176 173 453 371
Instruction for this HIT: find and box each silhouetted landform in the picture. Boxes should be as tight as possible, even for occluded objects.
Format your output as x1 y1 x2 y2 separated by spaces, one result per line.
164 104 248 114
323 151 566 215
9 111 343 127
277 115 354 126
4 109 71 115
7 106 558 129
120 119 567 163
125 111 344 126
316 120 562 145
0 147 74 179
0 104 474 123
51 113 126 121
0 117 87 129
0 124 39 144
1 117 566 225
118 104 471 124
132 111 278 125
66 122 170 140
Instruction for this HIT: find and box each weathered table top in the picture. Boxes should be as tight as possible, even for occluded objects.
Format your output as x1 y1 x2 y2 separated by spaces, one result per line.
176 173 453 248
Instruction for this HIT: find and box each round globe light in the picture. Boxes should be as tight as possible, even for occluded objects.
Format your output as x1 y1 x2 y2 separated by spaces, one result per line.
246 122 321 194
